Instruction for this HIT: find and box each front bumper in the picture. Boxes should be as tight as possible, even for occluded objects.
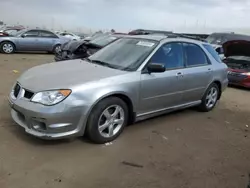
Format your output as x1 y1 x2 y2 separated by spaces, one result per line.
228 72 250 88
8 95 85 140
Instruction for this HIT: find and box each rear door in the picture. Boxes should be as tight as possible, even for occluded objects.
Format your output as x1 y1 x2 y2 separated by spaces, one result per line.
180 42 213 103
39 30 59 51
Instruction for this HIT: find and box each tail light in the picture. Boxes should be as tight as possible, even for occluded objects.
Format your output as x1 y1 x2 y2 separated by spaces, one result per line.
0 32 8 36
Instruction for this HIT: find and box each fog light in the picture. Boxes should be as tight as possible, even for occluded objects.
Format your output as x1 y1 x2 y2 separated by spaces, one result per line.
31 119 46 131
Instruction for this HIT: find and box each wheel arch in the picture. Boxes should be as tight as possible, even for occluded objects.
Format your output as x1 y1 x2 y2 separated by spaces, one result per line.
212 80 222 99
81 92 136 136
0 40 16 51
52 43 61 51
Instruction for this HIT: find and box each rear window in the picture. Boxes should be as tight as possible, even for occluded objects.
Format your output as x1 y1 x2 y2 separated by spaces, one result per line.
203 44 222 63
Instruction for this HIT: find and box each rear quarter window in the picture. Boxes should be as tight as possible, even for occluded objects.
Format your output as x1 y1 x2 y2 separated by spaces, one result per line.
203 44 222 63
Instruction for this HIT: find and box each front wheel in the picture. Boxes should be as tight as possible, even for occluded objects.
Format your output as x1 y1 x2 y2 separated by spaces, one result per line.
86 97 129 144
0 42 15 54
52 44 61 54
198 83 220 112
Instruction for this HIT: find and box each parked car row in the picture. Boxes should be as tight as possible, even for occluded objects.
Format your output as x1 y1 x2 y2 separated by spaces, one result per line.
9 34 228 143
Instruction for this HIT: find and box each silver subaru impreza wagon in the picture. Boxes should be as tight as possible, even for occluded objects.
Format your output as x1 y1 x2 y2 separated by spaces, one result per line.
9 35 228 144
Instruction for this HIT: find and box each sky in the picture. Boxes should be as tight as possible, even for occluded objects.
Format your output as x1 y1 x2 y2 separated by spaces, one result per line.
1 0 250 33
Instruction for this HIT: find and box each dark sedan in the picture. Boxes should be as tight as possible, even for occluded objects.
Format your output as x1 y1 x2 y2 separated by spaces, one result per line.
54 34 125 61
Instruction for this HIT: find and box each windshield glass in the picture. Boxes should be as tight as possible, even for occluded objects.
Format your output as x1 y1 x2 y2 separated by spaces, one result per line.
90 36 118 47
88 38 158 71
206 36 217 44
12 29 26 36
206 34 225 45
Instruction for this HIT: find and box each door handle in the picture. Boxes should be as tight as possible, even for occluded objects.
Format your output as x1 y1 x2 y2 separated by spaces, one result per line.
207 68 213 73
176 72 183 77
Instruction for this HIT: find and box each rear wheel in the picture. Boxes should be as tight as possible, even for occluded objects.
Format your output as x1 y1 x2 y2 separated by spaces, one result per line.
86 97 129 144
0 42 15 54
198 83 219 112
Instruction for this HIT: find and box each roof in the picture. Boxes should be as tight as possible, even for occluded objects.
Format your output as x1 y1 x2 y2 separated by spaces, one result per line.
124 34 207 45
127 34 167 41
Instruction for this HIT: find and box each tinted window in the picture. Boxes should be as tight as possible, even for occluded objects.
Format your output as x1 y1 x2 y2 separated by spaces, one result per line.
23 30 39 37
89 38 157 71
203 44 222 63
150 43 184 69
184 43 208 67
40 31 58 38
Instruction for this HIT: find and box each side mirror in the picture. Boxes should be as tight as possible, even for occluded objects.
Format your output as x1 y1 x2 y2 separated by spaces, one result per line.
21 34 26 38
147 63 165 73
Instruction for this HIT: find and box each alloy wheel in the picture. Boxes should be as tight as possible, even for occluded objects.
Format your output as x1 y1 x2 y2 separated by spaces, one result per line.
205 87 218 109
98 105 125 138
54 45 61 54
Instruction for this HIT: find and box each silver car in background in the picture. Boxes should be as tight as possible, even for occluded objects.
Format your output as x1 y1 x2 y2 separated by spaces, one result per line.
9 35 228 144
0 29 70 54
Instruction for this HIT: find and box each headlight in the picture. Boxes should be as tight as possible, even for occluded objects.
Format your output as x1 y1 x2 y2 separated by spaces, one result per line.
241 72 250 76
31 89 71 105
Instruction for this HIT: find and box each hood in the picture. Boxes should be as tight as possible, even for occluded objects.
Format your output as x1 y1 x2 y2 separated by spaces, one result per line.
18 59 127 92
61 39 102 53
61 39 87 51
223 40 250 58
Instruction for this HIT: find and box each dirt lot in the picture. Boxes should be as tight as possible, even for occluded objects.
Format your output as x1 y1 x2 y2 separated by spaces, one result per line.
0 54 250 188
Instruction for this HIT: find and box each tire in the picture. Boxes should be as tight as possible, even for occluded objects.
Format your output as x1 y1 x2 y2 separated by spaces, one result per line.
52 44 61 54
0 42 15 54
86 97 129 144
198 83 220 112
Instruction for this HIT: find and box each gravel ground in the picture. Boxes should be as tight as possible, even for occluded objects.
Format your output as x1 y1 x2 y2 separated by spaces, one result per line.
0 54 250 188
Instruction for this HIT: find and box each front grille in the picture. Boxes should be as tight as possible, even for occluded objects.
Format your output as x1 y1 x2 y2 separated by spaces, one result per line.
24 90 34 99
13 83 34 100
13 84 21 98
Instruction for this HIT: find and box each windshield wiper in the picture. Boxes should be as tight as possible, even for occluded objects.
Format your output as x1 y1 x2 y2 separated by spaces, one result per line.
90 59 118 69
83 57 92 62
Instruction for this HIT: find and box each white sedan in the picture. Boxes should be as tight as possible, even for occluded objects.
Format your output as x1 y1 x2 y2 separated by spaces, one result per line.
56 31 81 41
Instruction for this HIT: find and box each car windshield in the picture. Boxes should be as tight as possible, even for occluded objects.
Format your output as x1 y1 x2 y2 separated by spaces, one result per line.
88 38 158 71
4 29 19 35
12 29 26 36
206 35 217 44
206 34 225 45
90 36 118 47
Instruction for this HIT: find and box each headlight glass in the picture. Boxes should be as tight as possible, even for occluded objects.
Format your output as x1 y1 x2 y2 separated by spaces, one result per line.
31 89 71 105
242 72 250 76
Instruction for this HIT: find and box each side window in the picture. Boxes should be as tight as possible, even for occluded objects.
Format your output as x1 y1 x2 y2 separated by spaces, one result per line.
23 30 39 37
40 31 58 38
183 43 209 67
150 43 184 69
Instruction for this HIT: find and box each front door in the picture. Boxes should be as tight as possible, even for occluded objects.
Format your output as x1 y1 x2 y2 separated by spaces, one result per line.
16 30 42 51
139 42 186 114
